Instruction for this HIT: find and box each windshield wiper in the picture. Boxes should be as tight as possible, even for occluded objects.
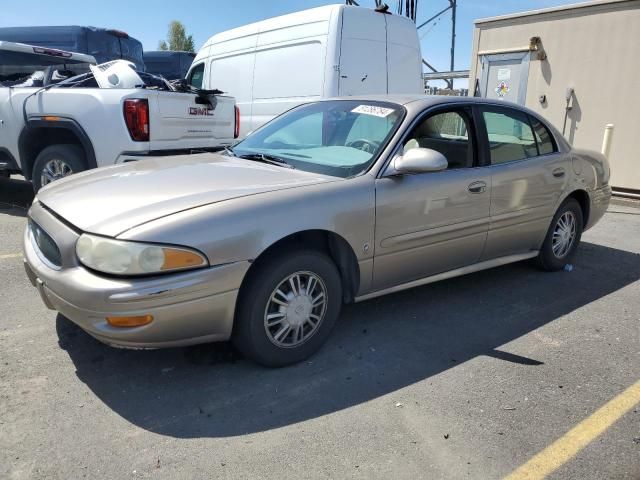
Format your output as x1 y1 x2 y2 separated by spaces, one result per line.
281 152 311 159
223 146 236 157
238 153 295 169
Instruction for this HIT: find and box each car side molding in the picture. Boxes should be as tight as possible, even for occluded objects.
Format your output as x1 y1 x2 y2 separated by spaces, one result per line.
354 251 539 302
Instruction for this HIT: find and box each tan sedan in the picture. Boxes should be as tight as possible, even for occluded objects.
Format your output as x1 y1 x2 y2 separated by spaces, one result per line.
23 96 611 366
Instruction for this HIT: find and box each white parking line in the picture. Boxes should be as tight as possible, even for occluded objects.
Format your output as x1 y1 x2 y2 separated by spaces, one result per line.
0 253 22 260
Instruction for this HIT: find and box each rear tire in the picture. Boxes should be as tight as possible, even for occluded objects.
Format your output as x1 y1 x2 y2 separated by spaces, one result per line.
233 249 342 367
536 198 583 271
32 144 86 192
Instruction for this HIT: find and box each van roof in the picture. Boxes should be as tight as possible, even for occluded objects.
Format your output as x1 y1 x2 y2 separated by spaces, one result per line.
202 5 341 49
199 4 412 51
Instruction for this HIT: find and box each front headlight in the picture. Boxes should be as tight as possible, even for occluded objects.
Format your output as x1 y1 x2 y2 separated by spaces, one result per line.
76 234 208 275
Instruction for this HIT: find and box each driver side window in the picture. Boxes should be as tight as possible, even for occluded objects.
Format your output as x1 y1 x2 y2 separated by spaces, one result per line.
403 110 474 169
187 63 204 89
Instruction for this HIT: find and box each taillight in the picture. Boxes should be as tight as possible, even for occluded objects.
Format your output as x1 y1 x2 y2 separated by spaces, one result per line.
123 99 149 142
234 105 240 139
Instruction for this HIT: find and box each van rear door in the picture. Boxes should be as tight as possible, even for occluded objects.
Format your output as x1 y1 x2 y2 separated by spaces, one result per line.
338 8 387 95
385 14 423 94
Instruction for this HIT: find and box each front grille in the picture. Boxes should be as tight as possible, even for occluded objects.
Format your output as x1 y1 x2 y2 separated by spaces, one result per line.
29 219 62 268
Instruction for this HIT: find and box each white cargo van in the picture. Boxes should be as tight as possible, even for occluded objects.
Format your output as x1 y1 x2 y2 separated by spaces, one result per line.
189 5 423 137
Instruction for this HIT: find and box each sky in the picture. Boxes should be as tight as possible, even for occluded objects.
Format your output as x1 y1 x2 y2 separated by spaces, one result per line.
3 0 579 83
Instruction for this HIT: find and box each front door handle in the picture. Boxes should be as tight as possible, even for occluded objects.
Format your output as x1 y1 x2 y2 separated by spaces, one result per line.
468 181 487 194
552 168 566 178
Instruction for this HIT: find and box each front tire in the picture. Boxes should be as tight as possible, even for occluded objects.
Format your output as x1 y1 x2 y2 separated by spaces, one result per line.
233 250 343 367
536 198 584 271
32 144 86 192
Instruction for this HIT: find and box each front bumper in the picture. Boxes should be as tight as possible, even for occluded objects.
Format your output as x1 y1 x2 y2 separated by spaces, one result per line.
24 202 250 348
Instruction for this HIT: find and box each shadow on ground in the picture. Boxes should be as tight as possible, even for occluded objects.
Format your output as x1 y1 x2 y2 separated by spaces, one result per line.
56 241 640 438
0 176 34 217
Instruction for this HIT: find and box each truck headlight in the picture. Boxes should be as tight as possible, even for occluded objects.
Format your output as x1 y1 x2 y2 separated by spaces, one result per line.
76 234 208 275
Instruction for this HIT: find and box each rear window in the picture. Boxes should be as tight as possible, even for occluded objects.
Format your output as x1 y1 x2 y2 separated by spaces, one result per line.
530 117 557 155
482 108 537 165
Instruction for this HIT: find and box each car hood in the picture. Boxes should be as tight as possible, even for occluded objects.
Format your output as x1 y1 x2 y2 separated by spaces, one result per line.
37 153 336 237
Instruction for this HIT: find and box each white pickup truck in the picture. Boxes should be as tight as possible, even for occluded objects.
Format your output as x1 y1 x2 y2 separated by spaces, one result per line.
0 41 238 190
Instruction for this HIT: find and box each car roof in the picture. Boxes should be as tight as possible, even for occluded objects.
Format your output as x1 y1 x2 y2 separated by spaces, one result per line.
316 94 571 151
319 94 553 120
320 94 524 108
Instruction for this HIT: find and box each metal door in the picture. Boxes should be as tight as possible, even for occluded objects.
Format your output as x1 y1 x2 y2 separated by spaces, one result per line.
477 105 569 260
479 52 530 105
373 168 491 290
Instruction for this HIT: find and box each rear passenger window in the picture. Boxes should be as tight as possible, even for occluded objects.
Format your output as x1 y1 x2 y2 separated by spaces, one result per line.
403 110 474 169
530 117 557 155
482 109 537 165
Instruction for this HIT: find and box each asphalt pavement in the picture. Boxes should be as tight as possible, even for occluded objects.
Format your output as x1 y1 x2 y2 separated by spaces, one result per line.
1 175 638 479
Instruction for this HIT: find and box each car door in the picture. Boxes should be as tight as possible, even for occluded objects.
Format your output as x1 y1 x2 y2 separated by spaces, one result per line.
478 105 569 260
373 106 491 290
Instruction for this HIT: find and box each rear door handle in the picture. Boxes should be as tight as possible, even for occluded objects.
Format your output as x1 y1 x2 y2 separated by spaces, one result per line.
468 181 487 194
552 168 566 178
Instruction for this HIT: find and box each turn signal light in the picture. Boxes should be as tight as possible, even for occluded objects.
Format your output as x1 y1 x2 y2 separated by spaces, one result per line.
106 315 153 328
161 248 205 270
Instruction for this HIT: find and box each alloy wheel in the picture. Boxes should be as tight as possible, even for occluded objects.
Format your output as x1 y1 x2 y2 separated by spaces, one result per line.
552 211 577 258
40 158 74 186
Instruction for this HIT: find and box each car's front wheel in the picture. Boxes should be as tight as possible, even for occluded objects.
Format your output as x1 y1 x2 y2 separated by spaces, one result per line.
536 198 584 271
233 250 342 367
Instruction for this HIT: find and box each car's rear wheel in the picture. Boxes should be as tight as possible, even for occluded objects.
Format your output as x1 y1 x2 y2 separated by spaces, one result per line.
32 144 86 192
536 198 584 271
233 249 342 367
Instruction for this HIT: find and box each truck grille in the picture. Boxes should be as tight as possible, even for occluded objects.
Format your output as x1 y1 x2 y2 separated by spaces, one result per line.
29 219 62 268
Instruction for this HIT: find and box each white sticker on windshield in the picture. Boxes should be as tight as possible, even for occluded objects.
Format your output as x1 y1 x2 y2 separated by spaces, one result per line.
351 105 395 118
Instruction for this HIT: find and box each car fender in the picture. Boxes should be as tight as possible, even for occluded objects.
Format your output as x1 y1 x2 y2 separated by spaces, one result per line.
118 175 377 294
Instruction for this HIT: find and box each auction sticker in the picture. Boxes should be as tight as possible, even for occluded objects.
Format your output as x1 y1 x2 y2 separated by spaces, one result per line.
352 105 395 117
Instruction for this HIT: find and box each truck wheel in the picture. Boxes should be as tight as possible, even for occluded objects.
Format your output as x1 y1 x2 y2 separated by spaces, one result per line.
32 145 86 192
233 249 343 367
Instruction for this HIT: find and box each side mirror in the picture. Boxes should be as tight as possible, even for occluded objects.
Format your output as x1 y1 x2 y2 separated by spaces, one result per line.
392 148 448 174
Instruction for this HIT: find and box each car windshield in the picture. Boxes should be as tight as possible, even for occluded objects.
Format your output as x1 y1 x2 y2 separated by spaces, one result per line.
233 100 405 178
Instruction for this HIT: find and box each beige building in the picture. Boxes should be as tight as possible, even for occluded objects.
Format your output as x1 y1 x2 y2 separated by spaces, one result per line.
469 0 640 194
